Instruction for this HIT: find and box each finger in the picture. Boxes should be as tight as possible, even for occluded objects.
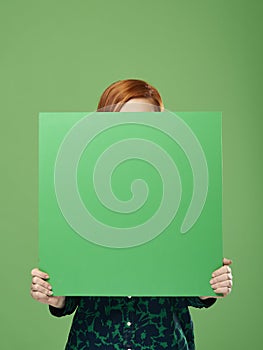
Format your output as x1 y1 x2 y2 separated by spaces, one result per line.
223 258 233 265
212 265 231 277
30 289 50 304
31 268 49 279
210 272 232 284
31 282 53 296
211 279 233 290
32 276 52 290
30 289 61 307
214 286 232 296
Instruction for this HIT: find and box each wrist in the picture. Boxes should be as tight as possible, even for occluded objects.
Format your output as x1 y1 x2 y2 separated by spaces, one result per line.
54 296 66 309
199 296 216 300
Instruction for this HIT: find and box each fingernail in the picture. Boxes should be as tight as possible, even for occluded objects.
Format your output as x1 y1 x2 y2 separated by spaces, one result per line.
48 285 52 290
49 291 53 295
45 275 49 279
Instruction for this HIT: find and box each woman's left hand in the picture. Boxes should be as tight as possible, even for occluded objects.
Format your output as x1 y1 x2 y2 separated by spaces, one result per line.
200 258 233 299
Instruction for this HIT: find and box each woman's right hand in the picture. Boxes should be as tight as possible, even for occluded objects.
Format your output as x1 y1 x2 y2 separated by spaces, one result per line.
30 268 65 309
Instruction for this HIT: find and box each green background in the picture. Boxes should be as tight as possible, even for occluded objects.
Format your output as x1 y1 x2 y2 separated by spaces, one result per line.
0 0 262 349
39 112 222 297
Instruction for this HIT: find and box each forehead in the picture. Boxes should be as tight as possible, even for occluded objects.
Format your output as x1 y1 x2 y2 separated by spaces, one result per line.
120 98 157 112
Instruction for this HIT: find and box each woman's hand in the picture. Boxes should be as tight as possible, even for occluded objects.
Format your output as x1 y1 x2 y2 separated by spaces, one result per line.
30 268 65 309
200 258 233 300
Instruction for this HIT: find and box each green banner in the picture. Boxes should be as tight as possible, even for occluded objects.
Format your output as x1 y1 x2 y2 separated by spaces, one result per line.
39 111 222 296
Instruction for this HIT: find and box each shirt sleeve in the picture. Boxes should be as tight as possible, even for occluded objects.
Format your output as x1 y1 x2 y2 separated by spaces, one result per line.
49 296 80 317
184 297 217 309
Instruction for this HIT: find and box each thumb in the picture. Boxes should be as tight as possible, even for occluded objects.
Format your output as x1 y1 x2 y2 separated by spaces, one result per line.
223 257 232 266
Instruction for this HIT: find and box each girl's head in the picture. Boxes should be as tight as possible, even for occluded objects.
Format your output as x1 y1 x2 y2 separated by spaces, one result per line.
96 79 164 112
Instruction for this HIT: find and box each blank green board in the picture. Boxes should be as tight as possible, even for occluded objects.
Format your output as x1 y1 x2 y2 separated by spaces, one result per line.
38 111 222 296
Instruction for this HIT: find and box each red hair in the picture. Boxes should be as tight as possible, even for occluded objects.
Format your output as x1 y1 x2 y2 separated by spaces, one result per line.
97 79 164 112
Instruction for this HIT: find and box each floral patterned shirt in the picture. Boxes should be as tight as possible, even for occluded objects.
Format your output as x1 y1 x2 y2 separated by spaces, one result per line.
49 296 216 350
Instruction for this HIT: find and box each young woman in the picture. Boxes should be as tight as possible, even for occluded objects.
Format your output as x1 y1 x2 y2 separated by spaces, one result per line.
31 79 233 350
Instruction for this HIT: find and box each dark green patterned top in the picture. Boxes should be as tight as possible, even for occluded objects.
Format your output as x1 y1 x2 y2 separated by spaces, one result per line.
49 296 216 349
